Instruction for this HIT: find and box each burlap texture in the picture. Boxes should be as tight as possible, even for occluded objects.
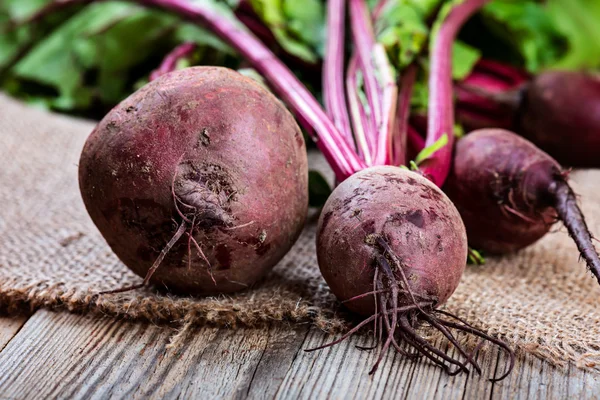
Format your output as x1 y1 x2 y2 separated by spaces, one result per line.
1 93 599 370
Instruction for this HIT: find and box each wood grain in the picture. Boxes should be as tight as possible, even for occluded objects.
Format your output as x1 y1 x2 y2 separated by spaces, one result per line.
274 328 501 399
491 352 600 400
0 310 307 400
0 311 598 399
0 315 28 351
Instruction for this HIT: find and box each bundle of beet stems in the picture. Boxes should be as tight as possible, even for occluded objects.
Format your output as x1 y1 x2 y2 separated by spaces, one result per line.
25 0 600 380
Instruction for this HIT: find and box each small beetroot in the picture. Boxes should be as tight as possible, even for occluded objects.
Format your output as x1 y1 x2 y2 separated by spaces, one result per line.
445 129 600 285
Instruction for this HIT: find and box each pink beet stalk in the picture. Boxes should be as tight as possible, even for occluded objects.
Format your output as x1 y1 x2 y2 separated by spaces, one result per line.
346 56 374 164
349 0 382 146
348 0 397 166
419 0 489 187
324 0 354 150
392 64 417 166
150 41 197 81
371 44 397 166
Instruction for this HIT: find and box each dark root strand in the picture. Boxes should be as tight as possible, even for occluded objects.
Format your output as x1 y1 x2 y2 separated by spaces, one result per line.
433 310 515 382
306 235 514 379
99 221 188 295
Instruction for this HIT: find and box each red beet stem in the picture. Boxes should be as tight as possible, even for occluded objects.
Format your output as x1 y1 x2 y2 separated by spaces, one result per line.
420 0 489 187
348 0 398 166
473 59 530 86
349 0 383 139
346 55 375 164
392 64 417 166
324 0 355 149
150 42 197 81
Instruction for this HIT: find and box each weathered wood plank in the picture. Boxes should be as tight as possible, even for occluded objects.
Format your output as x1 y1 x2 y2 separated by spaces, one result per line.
0 310 308 400
0 314 29 352
491 352 600 400
275 326 599 400
0 311 598 400
402 339 480 399
459 348 500 399
244 325 311 400
566 363 599 398
275 329 497 399
141 323 308 400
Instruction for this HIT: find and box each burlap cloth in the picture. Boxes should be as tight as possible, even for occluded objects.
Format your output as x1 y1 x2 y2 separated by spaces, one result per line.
1 93 599 370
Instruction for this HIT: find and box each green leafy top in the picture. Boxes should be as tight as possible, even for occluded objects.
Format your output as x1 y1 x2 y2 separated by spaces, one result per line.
249 0 325 63
0 0 237 114
376 0 480 78
379 0 481 113
476 0 568 72
375 0 432 70
469 0 600 72
546 0 600 70
388 0 600 113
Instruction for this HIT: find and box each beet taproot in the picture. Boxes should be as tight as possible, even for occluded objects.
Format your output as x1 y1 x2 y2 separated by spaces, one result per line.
79 66 308 295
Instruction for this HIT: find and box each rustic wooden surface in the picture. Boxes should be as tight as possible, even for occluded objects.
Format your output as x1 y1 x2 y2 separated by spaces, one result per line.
0 310 598 399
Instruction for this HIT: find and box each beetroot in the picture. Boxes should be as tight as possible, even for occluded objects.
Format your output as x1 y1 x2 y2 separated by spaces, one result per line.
516 71 600 168
79 66 308 294
456 64 600 168
311 166 512 378
302 0 513 378
445 129 600 284
317 166 467 316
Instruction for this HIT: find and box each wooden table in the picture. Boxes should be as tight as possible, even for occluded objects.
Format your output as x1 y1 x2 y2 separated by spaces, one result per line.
0 310 598 399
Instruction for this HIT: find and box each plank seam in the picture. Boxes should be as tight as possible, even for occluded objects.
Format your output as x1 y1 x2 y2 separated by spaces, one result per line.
0 313 33 354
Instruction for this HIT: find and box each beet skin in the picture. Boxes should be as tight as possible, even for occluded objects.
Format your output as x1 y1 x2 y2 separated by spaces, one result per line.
79 67 308 295
445 129 557 254
516 71 600 168
445 129 600 284
317 166 468 316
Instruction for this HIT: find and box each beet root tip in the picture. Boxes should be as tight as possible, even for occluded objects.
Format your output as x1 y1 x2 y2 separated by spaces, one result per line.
552 179 600 285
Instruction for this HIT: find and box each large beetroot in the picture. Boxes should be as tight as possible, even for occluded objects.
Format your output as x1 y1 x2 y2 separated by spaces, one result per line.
79 66 308 295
